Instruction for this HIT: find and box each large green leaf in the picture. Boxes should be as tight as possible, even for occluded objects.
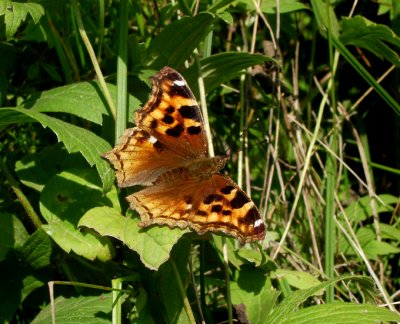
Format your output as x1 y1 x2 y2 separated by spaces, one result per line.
146 12 214 69
40 169 117 262
32 293 113 324
266 275 375 323
15 144 87 192
23 81 141 125
0 108 114 193
341 15 400 67
282 302 400 324
78 206 188 270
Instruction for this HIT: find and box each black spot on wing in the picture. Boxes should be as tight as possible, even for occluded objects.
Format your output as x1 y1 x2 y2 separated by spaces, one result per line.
187 126 201 135
162 114 174 124
204 194 223 204
238 206 259 225
221 186 235 195
222 210 232 216
230 190 250 209
166 106 175 114
153 140 165 153
211 205 223 213
196 210 208 217
166 124 184 137
149 119 158 129
179 105 200 121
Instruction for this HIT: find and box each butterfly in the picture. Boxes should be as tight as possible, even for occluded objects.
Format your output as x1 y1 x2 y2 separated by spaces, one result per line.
103 67 266 245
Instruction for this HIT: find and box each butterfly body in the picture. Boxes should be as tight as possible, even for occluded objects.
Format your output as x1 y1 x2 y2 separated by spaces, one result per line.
103 67 266 245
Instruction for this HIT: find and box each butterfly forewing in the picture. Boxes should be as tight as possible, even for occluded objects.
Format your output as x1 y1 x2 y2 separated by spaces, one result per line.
135 67 209 159
102 128 184 187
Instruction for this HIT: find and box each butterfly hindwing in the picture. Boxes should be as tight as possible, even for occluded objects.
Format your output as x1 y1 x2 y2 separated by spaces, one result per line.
128 173 265 245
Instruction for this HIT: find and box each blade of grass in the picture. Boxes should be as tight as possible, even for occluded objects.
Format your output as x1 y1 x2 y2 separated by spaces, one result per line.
116 0 128 141
325 0 339 303
331 35 400 116
71 0 116 120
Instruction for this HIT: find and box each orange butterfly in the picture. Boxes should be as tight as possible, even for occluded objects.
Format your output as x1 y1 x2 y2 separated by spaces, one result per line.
103 67 266 245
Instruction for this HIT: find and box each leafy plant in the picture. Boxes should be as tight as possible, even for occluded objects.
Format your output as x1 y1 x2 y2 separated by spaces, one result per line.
1 1 399 323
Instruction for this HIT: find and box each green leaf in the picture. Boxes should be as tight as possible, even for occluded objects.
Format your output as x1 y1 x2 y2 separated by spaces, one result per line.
281 302 400 324
78 206 188 270
339 226 400 258
231 269 280 324
217 11 233 25
2 1 45 40
238 0 309 14
0 212 29 262
23 81 141 125
235 248 267 267
184 52 274 97
0 108 114 193
380 223 400 242
343 194 396 222
341 15 400 67
19 228 52 269
266 275 375 323
362 240 400 260
42 220 114 262
15 144 87 192
212 235 244 269
40 170 117 262
146 12 215 69
40 169 118 224
273 270 322 290
32 293 113 324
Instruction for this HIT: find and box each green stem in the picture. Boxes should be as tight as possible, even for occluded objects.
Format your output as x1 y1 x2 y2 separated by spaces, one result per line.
0 157 42 229
170 258 196 324
324 0 337 303
112 278 123 324
116 0 129 141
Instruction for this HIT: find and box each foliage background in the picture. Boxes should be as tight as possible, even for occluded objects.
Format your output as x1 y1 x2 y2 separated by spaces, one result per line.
0 0 399 323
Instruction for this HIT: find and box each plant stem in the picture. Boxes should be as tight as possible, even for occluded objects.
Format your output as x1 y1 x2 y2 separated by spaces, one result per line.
0 157 42 229
171 258 196 324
